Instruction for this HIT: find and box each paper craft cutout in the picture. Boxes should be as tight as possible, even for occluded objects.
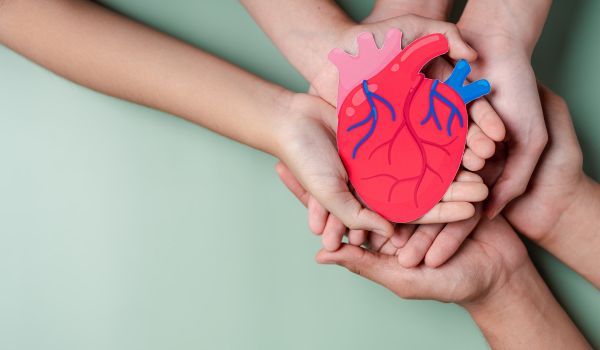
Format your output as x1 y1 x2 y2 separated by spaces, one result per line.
330 30 490 222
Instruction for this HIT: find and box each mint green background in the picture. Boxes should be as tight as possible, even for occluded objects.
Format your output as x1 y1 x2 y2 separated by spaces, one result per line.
0 1 599 349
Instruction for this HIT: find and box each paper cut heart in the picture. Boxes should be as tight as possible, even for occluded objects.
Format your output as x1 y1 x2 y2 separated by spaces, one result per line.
330 30 490 222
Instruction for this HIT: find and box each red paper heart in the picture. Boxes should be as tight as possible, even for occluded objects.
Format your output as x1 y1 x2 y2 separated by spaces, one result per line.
330 30 489 222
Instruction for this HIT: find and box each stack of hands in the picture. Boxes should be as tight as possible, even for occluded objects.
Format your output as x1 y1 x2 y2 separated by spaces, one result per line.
1 0 598 348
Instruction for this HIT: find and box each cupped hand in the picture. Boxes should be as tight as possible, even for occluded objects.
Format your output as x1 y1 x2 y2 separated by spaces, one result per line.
277 93 394 238
503 84 586 242
276 154 488 252
456 21 548 218
316 216 528 305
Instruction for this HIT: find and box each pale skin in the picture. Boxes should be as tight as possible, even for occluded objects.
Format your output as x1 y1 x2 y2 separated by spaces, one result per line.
457 0 552 218
0 0 488 240
243 0 506 258
368 0 553 217
320 85 599 349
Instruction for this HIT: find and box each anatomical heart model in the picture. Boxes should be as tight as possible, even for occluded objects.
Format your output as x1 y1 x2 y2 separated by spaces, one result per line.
330 29 491 222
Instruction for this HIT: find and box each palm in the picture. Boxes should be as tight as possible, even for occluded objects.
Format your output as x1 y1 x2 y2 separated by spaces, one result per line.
319 217 528 304
279 95 350 204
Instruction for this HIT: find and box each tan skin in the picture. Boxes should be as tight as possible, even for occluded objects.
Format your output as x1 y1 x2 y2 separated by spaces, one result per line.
317 215 590 350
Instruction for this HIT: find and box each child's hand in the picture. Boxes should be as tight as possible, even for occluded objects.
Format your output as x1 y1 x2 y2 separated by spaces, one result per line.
275 94 491 252
457 2 550 218
276 93 394 238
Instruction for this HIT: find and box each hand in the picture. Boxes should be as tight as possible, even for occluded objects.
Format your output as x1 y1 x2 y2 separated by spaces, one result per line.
503 85 585 241
316 216 528 305
275 93 395 237
317 215 591 349
276 156 488 251
457 1 550 217
370 203 486 268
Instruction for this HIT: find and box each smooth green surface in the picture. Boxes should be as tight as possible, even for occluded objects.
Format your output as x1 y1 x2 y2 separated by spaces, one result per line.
0 1 599 349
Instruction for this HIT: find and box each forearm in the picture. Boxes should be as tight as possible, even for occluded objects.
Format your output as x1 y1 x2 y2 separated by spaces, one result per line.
542 176 600 288
367 0 453 22
459 0 552 55
240 0 353 84
465 259 590 349
0 0 289 154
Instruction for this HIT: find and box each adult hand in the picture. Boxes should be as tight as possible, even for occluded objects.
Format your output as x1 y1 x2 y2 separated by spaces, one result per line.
316 216 527 305
502 84 600 287
317 215 590 349
503 85 584 241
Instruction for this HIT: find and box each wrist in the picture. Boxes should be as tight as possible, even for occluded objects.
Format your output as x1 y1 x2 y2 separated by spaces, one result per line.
268 89 300 158
542 174 600 247
464 249 590 349
271 92 329 160
458 0 552 56
464 259 554 336
366 0 452 22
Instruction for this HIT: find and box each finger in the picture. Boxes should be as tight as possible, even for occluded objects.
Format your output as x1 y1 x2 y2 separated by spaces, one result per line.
468 97 506 142
486 136 546 218
441 181 488 202
348 229 367 246
424 205 482 267
437 23 477 61
397 224 444 268
462 148 485 171
308 196 328 235
478 142 507 186
322 215 347 251
380 237 399 255
411 202 475 224
368 231 390 251
275 161 309 207
467 124 495 159
319 189 395 238
455 170 483 183
391 224 416 249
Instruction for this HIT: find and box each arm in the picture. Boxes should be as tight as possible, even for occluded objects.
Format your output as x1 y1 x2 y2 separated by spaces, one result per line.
0 0 394 237
542 178 600 287
466 260 590 349
240 0 354 87
366 0 453 22
458 0 552 217
459 0 551 56
0 0 287 154
316 216 590 349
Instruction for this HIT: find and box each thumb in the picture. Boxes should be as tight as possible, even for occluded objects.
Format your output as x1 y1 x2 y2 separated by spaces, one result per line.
317 189 394 238
316 244 403 289
275 161 310 207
